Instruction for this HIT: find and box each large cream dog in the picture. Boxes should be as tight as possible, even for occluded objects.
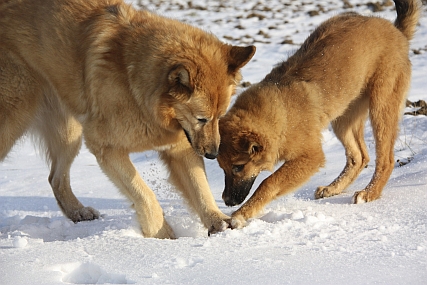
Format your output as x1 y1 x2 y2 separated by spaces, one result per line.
0 0 255 238
217 0 420 228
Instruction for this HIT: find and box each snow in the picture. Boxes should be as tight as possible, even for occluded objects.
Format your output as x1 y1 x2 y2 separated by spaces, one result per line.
1 1 426 284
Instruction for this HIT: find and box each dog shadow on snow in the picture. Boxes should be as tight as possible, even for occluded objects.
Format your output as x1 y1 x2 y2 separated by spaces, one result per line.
0 170 369 243
250 169 360 207
0 196 141 242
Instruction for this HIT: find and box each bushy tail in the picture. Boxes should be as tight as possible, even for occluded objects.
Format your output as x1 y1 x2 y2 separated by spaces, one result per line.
394 0 421 40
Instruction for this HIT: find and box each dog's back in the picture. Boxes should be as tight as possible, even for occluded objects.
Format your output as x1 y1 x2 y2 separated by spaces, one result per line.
264 1 419 126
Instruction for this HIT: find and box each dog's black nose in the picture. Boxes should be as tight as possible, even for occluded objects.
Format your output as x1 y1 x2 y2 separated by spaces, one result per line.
222 192 238 207
204 152 217 160
224 198 238 207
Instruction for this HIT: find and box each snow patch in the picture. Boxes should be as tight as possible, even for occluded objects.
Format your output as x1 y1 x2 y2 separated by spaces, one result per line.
59 262 133 284
12 236 28 248
1 1 426 284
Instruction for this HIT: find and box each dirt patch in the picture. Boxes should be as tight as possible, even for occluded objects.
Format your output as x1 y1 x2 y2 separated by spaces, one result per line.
405 99 427 116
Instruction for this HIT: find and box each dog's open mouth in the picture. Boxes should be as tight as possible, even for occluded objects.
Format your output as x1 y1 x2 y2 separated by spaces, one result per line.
183 129 192 145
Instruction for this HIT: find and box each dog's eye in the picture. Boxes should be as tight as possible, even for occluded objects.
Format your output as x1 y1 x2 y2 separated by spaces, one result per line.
197 118 208 124
232 164 244 173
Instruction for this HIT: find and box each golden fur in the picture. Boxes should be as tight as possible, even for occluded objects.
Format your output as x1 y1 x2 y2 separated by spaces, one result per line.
217 0 420 228
0 0 255 238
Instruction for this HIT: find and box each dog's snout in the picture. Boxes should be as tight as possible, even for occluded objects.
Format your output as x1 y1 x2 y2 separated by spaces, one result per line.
222 192 237 207
224 197 238 207
204 152 218 160
222 175 257 206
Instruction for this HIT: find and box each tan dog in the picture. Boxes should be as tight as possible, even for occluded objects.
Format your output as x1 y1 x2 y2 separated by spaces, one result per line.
0 0 255 238
217 0 420 228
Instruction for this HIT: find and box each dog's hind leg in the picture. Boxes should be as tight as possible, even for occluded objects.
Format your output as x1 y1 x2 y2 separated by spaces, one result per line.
353 69 409 203
33 94 99 222
315 95 370 199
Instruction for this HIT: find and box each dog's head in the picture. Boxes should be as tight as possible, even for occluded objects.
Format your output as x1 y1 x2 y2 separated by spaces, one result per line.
217 100 276 206
165 45 256 159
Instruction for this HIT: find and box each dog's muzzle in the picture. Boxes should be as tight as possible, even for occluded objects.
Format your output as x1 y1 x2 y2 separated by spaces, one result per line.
183 128 218 159
183 129 192 145
204 151 218 160
222 175 257 206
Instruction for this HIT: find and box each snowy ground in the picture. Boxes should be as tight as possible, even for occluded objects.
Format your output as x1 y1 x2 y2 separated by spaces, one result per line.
1 1 426 284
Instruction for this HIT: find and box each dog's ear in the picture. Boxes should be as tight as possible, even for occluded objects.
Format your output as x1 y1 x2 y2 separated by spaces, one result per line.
224 45 256 75
239 132 264 157
168 65 194 99
249 141 262 155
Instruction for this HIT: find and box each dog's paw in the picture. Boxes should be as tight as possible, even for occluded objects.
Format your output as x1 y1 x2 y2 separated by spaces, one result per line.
352 191 368 204
230 214 246 229
69 206 100 223
141 218 176 239
315 186 339 199
314 186 328 199
352 190 380 204
208 220 230 236
152 222 176 239
207 212 231 236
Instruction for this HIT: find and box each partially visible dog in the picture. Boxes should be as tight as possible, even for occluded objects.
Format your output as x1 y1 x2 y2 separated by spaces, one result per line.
0 0 255 238
217 0 420 228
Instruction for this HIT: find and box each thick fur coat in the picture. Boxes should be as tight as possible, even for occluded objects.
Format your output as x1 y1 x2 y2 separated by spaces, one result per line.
217 0 420 228
0 0 255 238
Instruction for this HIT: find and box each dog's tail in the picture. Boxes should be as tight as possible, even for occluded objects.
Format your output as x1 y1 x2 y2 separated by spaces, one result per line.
393 0 421 41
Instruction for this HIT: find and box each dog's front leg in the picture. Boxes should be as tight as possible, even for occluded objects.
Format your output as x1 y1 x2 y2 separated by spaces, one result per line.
93 147 175 239
160 141 230 235
231 151 325 228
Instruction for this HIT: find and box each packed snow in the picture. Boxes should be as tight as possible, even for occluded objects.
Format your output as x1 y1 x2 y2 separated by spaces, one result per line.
1 0 426 284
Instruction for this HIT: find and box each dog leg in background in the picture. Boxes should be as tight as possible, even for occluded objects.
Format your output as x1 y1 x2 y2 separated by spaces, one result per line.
160 141 230 235
0 49 98 223
232 142 325 228
33 95 100 222
315 96 370 199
